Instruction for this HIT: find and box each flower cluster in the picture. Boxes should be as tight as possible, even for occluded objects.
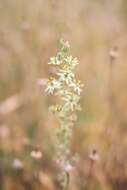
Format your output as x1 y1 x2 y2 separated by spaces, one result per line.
45 39 83 188
45 77 61 94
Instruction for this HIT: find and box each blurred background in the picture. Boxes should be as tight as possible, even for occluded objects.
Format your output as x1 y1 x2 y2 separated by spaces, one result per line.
0 0 127 189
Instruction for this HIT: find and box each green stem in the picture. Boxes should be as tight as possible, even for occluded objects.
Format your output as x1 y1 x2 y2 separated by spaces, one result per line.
63 172 70 190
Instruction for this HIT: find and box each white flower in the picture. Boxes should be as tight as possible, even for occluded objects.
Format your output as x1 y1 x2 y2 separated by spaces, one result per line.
57 158 73 172
45 78 61 94
48 56 61 65
73 85 82 95
31 150 42 160
64 163 73 172
69 80 84 95
12 159 23 170
109 46 119 60
89 149 100 162
58 70 74 85
44 39 83 175
62 93 80 111
65 56 78 68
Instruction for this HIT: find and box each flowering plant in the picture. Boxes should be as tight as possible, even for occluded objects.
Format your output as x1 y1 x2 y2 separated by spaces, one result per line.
45 39 83 189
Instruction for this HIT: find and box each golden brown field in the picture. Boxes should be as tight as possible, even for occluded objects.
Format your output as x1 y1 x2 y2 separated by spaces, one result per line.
0 0 127 189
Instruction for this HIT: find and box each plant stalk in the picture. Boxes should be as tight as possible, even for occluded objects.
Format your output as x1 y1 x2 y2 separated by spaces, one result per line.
63 172 70 190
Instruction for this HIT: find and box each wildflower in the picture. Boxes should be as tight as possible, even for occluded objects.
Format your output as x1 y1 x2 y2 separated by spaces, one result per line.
64 56 79 68
62 93 80 111
89 149 100 162
45 78 61 94
57 69 74 85
69 80 84 95
63 162 73 172
12 159 23 170
30 149 42 160
109 46 119 61
48 56 61 65
44 39 83 189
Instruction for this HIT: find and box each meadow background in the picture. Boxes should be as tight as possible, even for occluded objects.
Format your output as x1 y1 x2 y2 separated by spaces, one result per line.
0 0 127 189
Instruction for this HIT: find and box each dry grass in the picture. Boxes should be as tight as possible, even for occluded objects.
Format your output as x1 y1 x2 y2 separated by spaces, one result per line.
0 0 127 189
